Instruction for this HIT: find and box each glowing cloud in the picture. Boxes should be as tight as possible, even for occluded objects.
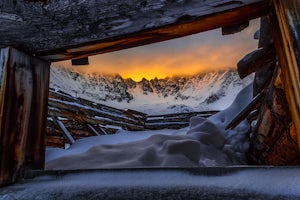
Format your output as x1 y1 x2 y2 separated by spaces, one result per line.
54 19 260 82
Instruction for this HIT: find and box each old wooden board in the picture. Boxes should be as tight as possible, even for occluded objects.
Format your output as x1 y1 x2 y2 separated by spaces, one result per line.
271 0 300 147
0 0 270 62
0 47 50 186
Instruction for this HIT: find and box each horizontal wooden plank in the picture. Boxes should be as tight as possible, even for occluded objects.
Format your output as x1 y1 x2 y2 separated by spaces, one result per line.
47 90 148 146
147 111 219 119
47 89 220 145
48 108 145 131
48 98 143 126
45 136 67 148
0 0 270 61
145 122 190 130
49 91 125 115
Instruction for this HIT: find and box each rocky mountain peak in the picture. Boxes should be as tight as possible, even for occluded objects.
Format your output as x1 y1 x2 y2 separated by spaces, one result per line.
50 66 253 114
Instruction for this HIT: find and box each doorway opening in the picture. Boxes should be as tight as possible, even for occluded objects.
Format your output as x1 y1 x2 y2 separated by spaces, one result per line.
45 19 259 169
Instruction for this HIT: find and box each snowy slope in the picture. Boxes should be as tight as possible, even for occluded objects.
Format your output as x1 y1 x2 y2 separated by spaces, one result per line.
50 66 253 114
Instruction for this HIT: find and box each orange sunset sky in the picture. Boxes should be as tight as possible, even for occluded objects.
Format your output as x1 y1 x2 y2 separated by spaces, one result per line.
54 19 260 82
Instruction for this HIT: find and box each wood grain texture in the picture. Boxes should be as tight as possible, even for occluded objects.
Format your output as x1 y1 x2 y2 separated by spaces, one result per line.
0 47 50 186
252 16 275 97
0 0 270 61
271 0 300 148
46 90 218 146
54 118 75 145
226 90 264 130
249 68 300 165
237 45 276 79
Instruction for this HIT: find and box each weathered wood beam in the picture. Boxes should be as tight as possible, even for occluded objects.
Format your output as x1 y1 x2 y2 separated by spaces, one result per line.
46 136 67 148
226 90 265 130
270 0 300 148
0 0 270 62
237 45 276 79
71 57 89 66
258 16 274 48
147 111 219 119
98 126 108 136
53 117 75 145
252 63 275 96
48 107 144 131
249 67 300 165
252 16 276 96
87 124 101 136
222 21 250 35
0 47 50 186
48 98 143 126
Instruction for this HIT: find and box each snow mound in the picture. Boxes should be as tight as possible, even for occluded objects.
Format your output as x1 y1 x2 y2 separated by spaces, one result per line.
45 84 252 169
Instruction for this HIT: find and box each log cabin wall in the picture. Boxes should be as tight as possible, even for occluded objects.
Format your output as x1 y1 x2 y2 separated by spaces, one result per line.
247 0 300 165
0 0 300 187
0 47 50 186
0 0 270 187
270 0 300 147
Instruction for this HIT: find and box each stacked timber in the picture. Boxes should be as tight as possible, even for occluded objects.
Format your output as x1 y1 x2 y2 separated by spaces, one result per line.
146 111 219 130
47 90 217 148
227 13 300 165
47 90 146 147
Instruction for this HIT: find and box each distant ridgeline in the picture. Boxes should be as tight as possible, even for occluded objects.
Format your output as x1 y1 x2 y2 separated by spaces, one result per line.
50 66 253 114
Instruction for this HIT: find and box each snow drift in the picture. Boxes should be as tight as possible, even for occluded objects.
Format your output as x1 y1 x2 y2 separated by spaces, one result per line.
45 83 253 169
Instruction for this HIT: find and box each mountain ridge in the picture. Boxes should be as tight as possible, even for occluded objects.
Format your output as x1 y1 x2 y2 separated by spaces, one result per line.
50 66 253 115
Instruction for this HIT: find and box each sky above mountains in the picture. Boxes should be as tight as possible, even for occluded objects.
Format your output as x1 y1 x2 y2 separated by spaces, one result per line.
54 19 259 82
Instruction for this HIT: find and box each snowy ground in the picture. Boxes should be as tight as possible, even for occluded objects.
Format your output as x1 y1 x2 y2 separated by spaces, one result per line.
1 168 300 199
45 83 253 169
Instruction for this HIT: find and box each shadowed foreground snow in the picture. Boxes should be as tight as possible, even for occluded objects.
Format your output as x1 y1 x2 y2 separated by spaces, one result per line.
46 84 253 169
1 168 300 199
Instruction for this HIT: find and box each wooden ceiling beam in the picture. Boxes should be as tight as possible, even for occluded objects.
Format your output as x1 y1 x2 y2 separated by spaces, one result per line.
0 0 270 62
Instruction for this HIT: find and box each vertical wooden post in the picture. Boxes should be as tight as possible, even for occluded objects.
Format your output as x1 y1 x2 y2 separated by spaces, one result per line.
0 47 50 186
271 0 300 148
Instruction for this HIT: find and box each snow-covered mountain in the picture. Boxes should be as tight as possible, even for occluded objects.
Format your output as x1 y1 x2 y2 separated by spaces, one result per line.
50 66 253 114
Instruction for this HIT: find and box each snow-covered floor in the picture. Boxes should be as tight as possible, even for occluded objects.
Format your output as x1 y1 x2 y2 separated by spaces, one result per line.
1 168 300 199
